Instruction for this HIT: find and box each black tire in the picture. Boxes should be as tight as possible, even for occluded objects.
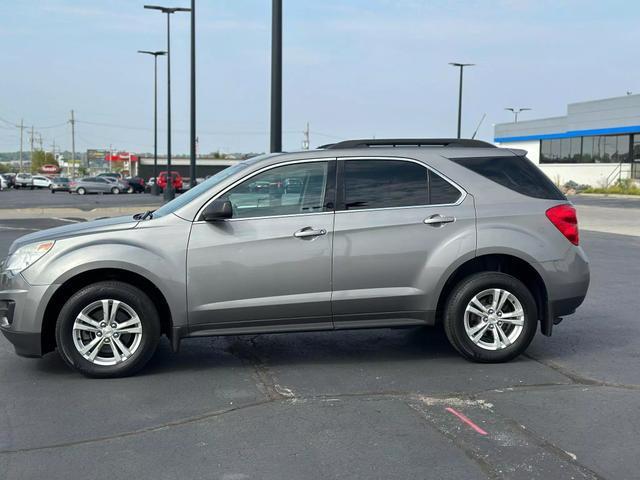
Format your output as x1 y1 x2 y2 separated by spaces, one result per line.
51 189 55 194
443 272 537 363
55 281 161 378
127 186 134 194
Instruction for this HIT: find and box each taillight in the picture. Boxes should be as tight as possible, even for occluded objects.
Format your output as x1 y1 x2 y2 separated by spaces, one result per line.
546 204 579 246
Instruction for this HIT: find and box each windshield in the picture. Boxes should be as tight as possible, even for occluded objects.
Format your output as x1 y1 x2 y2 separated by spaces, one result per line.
152 154 276 219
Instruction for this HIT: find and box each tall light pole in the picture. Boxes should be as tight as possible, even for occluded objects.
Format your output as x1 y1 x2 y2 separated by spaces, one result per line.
270 0 282 153
505 107 532 123
144 5 191 202
449 62 474 138
189 0 197 188
138 50 166 196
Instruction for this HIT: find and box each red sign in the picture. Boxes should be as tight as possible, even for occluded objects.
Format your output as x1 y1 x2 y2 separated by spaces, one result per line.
40 164 60 174
105 152 139 163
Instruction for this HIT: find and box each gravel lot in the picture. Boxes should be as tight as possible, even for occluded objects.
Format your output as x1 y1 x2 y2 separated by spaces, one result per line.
0 202 639 479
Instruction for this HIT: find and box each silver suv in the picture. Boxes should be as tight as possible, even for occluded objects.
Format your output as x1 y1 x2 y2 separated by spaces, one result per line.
0 139 590 377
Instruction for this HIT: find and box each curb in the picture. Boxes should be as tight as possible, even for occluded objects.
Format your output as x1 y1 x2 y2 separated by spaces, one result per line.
573 193 640 199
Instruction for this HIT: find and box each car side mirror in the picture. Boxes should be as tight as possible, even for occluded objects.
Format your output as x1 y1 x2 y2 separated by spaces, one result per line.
202 200 233 221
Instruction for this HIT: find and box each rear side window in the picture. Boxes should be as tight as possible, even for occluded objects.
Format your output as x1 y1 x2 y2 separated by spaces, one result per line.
451 156 565 200
344 160 428 210
343 160 462 210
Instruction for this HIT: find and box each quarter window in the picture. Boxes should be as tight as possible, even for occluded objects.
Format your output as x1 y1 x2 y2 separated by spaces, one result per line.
429 171 462 204
220 161 330 219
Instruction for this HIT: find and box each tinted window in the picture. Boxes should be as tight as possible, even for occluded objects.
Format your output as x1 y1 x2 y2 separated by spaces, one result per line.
451 156 565 200
429 171 461 204
220 161 330 218
344 160 428 210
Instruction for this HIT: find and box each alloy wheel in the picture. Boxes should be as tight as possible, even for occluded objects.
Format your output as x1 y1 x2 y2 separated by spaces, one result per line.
463 288 525 350
72 299 143 366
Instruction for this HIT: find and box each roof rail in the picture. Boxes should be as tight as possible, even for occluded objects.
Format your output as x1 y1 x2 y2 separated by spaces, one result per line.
321 138 496 149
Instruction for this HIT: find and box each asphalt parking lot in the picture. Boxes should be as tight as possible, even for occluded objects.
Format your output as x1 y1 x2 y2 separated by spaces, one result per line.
1 201 639 479
0 187 162 210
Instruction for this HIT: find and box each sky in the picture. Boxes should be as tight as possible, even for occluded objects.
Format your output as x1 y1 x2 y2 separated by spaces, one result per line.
1 0 639 155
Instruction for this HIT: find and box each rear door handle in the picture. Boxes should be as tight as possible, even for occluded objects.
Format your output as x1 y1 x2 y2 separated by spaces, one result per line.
294 227 327 239
423 214 456 226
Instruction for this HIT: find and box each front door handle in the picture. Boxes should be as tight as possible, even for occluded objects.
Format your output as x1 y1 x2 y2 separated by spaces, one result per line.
294 227 327 239
423 214 456 226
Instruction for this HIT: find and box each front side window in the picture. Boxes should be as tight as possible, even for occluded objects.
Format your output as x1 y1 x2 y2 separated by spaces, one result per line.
220 161 330 219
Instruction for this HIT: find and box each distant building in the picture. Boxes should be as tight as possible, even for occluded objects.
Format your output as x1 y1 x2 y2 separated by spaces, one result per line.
495 94 640 186
138 156 240 179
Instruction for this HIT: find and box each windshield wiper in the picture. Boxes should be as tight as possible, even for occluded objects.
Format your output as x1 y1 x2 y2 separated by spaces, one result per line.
133 210 154 221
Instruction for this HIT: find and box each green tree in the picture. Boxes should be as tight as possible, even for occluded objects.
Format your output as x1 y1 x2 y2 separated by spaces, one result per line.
30 151 59 173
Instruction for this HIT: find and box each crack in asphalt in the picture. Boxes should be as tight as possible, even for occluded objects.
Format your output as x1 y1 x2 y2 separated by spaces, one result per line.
524 353 640 390
0 381 632 458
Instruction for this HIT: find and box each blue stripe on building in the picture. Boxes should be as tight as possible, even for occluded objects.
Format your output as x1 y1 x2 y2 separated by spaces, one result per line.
495 125 640 143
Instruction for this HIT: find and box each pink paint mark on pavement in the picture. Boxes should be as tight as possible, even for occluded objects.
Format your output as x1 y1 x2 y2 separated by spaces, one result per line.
445 407 488 436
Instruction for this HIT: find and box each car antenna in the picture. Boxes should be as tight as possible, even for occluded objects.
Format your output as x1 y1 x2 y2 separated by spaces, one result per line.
471 113 487 140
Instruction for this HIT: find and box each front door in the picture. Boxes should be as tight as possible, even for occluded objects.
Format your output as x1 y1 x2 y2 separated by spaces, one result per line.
331 158 476 328
187 159 336 333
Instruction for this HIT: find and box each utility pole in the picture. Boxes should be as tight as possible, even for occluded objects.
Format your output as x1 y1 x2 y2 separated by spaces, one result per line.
18 119 25 173
302 122 310 150
30 125 34 173
270 0 283 152
70 110 76 178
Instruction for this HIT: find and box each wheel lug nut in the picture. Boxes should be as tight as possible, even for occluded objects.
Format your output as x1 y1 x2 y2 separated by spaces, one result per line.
105 338 110 343
96 332 102 337
498 322 503 326
497 312 502 317
113 333 119 338
111 323 117 328
100 322 106 328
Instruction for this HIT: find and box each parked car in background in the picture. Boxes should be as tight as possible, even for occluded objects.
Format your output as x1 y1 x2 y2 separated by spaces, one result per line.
157 171 183 192
125 177 146 193
97 172 123 180
2 173 16 188
50 177 71 193
70 176 127 195
32 175 52 189
0 138 590 377
0 174 8 190
14 173 33 189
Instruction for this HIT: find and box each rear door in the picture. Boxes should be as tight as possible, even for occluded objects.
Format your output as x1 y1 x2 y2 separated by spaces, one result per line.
331 157 476 328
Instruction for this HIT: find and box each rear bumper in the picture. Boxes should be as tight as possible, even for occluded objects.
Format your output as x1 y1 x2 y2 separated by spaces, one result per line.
538 245 590 335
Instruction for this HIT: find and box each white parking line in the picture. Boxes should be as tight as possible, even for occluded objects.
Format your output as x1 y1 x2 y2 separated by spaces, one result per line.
51 217 83 223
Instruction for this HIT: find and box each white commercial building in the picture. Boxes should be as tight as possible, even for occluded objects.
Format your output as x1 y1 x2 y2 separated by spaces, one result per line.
494 94 640 187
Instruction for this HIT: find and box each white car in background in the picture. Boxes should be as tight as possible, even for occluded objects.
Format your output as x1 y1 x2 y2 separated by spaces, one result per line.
32 175 52 189
0 174 8 190
14 173 33 189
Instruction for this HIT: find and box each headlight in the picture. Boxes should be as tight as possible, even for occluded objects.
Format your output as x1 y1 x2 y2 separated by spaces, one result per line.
4 241 55 274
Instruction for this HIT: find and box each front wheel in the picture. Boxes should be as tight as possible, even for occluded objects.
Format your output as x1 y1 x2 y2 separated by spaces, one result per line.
443 272 537 363
111 187 120 195
77 187 86 195
55 281 161 378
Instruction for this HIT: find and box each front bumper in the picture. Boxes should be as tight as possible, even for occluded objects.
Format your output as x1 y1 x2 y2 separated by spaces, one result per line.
0 272 55 357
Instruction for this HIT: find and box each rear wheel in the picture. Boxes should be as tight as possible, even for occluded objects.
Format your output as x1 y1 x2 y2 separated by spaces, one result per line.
111 187 120 195
77 187 86 195
55 281 161 378
443 272 537 363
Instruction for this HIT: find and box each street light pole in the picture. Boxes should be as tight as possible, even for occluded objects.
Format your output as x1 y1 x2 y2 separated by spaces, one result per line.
270 0 282 153
505 107 532 123
190 0 197 188
449 62 474 138
138 50 166 196
144 5 190 202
